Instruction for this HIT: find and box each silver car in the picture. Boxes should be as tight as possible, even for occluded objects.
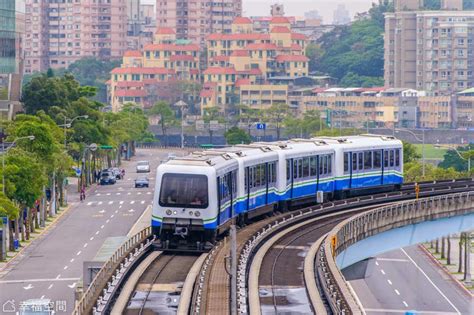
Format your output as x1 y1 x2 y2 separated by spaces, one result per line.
136 160 150 173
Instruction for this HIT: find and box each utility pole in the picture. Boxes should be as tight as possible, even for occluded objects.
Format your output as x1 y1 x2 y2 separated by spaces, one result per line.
465 232 471 285
230 225 237 315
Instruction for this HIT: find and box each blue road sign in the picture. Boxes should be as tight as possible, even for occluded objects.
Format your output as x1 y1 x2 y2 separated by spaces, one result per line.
75 168 82 177
256 123 266 130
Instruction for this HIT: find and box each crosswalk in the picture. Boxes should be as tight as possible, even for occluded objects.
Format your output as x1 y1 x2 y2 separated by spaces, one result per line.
85 200 149 206
93 191 152 197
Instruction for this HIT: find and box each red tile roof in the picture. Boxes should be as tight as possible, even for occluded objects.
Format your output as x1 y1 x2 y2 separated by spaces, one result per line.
271 26 291 33
210 55 230 62
231 50 250 57
312 88 328 93
291 33 307 40
270 17 291 24
124 50 142 57
156 27 176 35
200 90 215 98
190 69 200 75
290 43 303 50
233 17 253 24
144 44 200 51
207 33 270 41
275 55 309 62
235 79 251 87
111 67 175 75
116 81 144 88
203 82 218 88
203 67 237 75
246 43 278 50
170 55 196 61
115 89 147 97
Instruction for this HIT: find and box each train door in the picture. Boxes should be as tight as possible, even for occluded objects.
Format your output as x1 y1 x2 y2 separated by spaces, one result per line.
350 151 363 188
245 167 250 211
383 148 399 185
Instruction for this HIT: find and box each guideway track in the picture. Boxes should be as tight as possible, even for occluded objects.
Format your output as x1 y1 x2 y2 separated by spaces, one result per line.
193 179 474 314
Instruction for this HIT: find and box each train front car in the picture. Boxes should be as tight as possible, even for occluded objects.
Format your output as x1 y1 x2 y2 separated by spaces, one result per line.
152 152 237 251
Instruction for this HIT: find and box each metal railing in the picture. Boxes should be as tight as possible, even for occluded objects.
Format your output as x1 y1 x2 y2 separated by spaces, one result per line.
318 191 474 315
72 227 153 315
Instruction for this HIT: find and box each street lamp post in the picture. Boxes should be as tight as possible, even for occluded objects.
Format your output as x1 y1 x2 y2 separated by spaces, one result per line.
60 115 89 149
2 136 35 194
395 128 425 177
175 100 188 149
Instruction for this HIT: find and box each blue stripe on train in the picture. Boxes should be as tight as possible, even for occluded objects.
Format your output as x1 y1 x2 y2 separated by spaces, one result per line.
335 174 403 191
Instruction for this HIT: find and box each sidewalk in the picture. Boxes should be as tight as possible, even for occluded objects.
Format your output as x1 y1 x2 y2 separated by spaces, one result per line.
0 175 90 274
422 234 474 294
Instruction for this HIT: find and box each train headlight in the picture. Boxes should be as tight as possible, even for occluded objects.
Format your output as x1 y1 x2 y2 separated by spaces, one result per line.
166 209 172 216
173 210 177 215
195 211 201 217
189 211 194 216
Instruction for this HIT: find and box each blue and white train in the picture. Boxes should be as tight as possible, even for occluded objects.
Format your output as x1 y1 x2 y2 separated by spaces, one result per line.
152 135 403 250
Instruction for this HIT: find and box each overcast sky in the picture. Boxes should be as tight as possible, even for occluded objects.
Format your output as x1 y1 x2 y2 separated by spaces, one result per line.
142 0 377 24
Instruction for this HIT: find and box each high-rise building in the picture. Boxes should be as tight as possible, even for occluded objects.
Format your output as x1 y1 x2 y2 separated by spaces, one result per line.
333 4 350 25
384 9 474 94
0 0 25 119
394 0 423 11
24 0 128 74
156 0 242 46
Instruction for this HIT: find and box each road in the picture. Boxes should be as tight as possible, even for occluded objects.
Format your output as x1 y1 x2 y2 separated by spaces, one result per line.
349 245 473 315
0 149 177 314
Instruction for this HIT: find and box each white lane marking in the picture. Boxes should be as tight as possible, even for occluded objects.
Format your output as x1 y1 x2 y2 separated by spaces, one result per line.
98 201 103 205
137 192 142 195
68 282 77 289
48 284 53 290
381 269 386 275
99 209 106 214
83 243 88 248
111 214 114 218
128 209 135 213
87 202 93 206
127 192 131 195
76 251 81 256
403 301 408 308
90 236 94 241
115 210 119 213
401 248 461 315
120 201 124 205
147 192 152 195
56 274 61 279
375 261 379 266
377 258 409 262
95 231 100 235
394 289 400 295
364 308 457 314
108 201 113 205
70 258 75 263
40 295 45 299
63 266 68 270
0 277 79 284
119 205 122 209
106 193 111 196
116 192 121 195
387 279 392 285
23 284 33 290
96 193 101 196
100 225 104 229
130 201 135 204
141 201 145 204
106 219 110 223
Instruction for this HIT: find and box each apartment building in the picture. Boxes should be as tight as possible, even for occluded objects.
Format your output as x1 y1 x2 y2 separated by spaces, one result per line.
156 0 242 46
384 2 474 95
24 0 128 73
201 16 308 113
109 28 200 111
0 0 25 120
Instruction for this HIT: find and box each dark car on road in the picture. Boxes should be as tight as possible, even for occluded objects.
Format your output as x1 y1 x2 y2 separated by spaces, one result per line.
100 171 116 185
134 177 149 188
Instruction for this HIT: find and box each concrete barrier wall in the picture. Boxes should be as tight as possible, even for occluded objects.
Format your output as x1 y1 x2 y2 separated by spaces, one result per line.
319 192 474 315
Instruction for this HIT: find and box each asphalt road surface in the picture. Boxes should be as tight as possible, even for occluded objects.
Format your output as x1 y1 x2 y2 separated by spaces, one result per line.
349 245 473 315
0 149 180 314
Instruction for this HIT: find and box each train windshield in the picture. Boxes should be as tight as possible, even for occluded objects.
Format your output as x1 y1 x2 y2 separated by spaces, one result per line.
159 173 209 209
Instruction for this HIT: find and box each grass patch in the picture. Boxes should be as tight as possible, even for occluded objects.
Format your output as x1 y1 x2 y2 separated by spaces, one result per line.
414 144 448 160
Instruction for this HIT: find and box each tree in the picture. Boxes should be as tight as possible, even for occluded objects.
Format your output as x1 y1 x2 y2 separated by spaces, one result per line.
402 141 421 164
266 103 289 140
148 101 177 146
203 107 223 144
225 127 251 145
438 144 474 172
237 105 261 136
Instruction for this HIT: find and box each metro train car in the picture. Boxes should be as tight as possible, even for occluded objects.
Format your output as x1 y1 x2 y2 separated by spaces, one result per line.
152 135 403 250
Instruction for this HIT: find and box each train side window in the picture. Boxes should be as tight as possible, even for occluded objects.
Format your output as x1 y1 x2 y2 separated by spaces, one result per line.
271 162 277 183
364 151 372 170
245 168 249 191
384 150 389 167
319 156 324 175
310 157 317 176
395 149 400 167
352 153 357 171
324 156 328 174
303 158 310 178
374 151 381 169
344 153 349 173
293 160 298 179
298 159 303 179
328 155 332 174
389 150 395 167
286 160 291 181
232 170 237 194
358 152 363 170
262 164 267 186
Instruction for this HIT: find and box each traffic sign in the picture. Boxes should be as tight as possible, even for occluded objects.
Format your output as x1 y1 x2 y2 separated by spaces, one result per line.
75 168 82 177
100 145 113 150
256 123 266 130
89 143 98 152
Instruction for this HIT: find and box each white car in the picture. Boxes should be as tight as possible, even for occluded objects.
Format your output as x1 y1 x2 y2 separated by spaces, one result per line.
136 161 150 173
